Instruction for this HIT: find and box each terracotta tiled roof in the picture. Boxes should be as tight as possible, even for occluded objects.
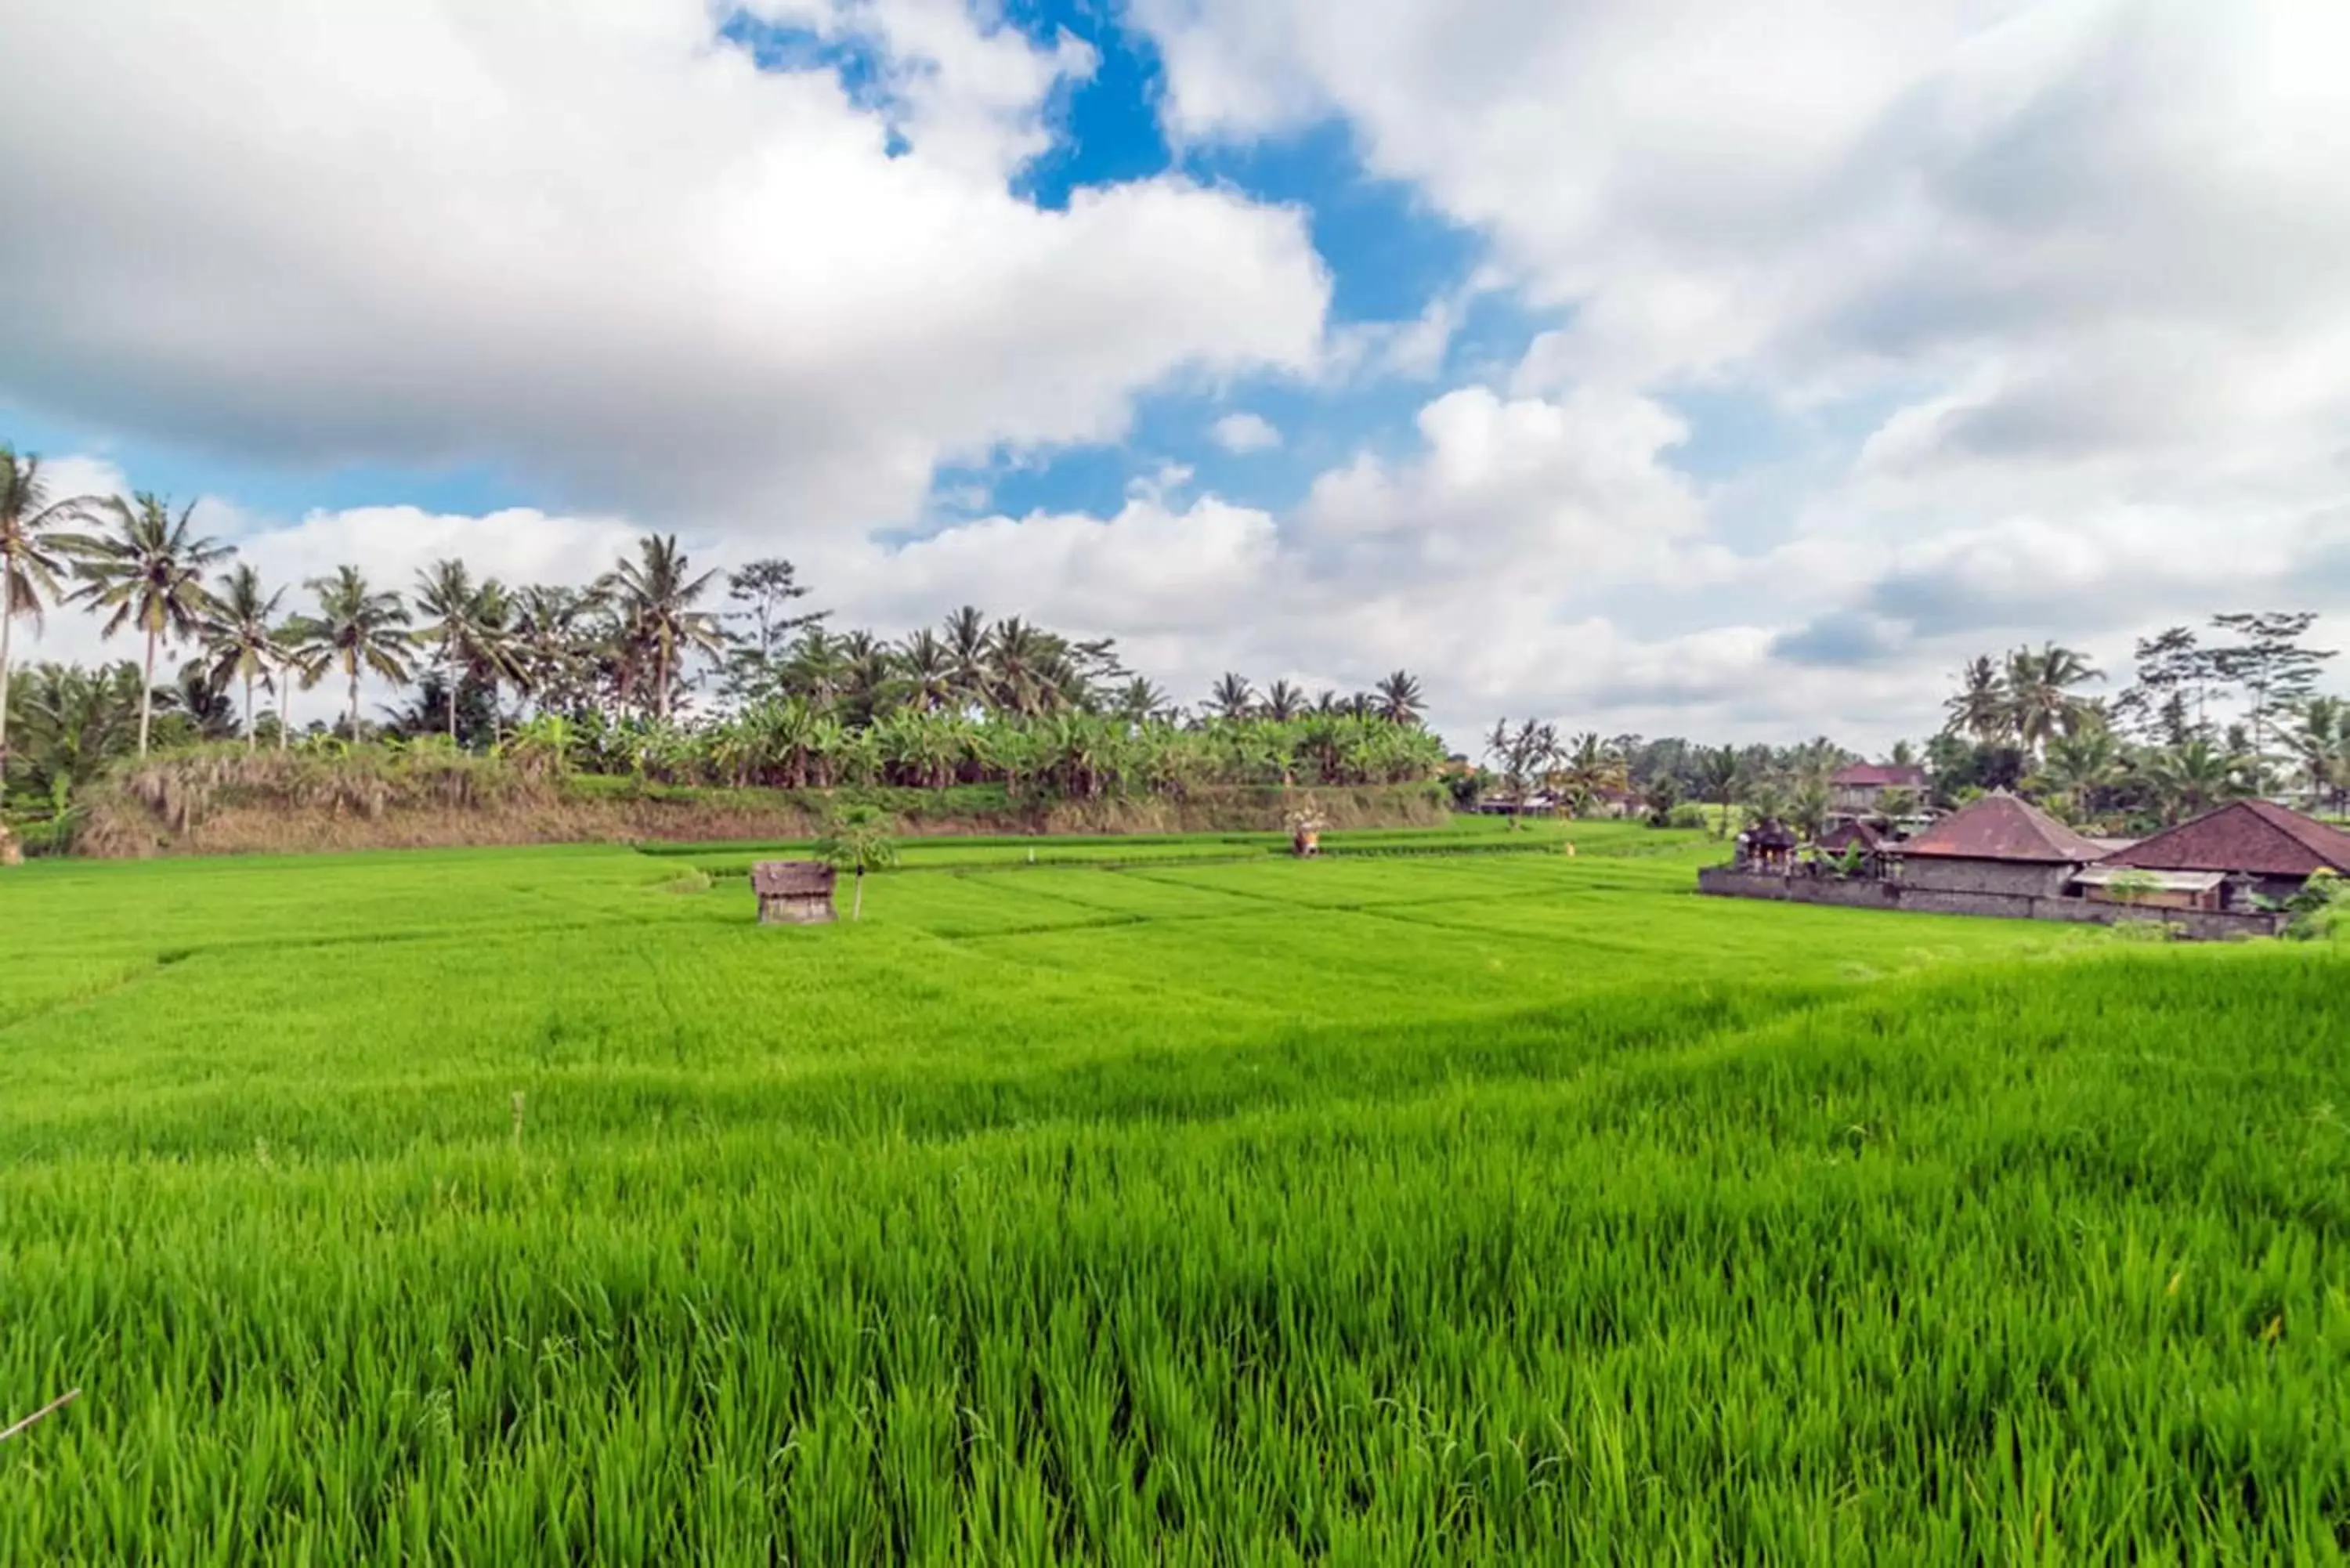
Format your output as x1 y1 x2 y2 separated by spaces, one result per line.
1817 818 1885 852
1831 763 1929 788
1896 792 2106 863
2097 800 2350 878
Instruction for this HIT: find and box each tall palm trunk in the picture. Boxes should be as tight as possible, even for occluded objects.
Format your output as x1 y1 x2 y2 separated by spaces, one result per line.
277 667 291 751
347 663 361 742
851 866 865 922
447 670 459 744
139 623 157 757
244 670 258 751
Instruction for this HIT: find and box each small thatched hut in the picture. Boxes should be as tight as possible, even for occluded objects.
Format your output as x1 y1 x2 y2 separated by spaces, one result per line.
752 860 837 924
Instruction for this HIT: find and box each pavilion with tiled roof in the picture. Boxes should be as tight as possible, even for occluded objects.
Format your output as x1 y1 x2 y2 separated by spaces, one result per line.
1890 792 2106 899
2096 800 2350 902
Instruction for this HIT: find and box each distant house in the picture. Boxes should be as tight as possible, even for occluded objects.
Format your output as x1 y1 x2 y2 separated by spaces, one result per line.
1830 763 1929 818
1891 792 2106 898
2095 800 2350 905
1816 818 1886 856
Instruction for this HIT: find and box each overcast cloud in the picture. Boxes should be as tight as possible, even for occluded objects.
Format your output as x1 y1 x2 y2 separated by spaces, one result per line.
6 0 2348 746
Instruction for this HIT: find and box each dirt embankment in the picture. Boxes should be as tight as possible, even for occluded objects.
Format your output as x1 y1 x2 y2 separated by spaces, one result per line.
75 755 1447 858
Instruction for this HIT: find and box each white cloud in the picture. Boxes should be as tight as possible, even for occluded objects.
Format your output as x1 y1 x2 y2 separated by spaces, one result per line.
1209 412 1282 453
18 1 2350 753
1132 0 2350 732
0 0 1329 527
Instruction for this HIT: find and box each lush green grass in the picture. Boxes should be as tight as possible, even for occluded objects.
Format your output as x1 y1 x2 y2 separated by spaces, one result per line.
3 831 2346 1560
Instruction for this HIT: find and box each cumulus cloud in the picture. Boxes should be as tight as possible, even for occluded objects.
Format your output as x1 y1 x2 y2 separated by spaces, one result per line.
17 1 2350 751
0 0 1329 526
1133 0 2350 727
1209 413 1282 453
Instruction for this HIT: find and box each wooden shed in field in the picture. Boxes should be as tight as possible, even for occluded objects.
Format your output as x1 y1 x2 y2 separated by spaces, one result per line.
753 860 837 924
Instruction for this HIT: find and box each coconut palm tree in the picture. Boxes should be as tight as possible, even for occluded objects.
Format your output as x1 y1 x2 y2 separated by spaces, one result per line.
2004 641 2102 757
1549 732 1629 816
1374 670 1426 725
1 447 95 775
413 561 526 743
1943 656 2009 744
201 564 286 750
1208 672 1256 721
287 565 414 741
2035 722 2122 822
1697 744 1742 836
1115 676 1170 726
942 605 990 705
2290 696 2350 815
1484 717 1558 830
895 628 958 712
2145 738 2246 825
66 493 233 757
596 535 725 721
1260 678 1305 722
984 617 1066 716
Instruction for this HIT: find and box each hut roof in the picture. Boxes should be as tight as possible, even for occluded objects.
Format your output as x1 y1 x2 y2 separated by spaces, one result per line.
1896 792 2106 863
1831 763 1928 789
751 859 837 897
1746 818 1799 851
1817 818 1885 852
2096 800 2350 878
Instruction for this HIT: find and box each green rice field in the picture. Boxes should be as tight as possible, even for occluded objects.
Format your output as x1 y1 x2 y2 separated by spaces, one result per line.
3 822 2347 1560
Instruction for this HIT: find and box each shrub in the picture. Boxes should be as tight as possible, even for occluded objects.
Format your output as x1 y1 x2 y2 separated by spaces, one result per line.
1660 802 1709 832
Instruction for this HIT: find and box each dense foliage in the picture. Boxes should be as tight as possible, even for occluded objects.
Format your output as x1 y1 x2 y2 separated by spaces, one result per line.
4 833 2344 1558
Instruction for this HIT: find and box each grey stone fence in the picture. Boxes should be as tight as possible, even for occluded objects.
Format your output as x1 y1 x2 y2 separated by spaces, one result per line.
1695 866 2285 941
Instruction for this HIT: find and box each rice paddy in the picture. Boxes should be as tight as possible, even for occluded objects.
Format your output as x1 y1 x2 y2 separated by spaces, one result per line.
3 826 2346 1561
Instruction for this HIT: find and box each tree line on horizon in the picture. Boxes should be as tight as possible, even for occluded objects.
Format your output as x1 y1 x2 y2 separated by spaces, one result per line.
1462 623 2348 840
0 447 1448 826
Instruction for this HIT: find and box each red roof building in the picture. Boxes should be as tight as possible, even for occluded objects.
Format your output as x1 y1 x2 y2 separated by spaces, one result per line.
1893 793 2105 900
1830 762 1931 817
2097 800 2350 896
1831 763 1929 789
1899 792 2106 863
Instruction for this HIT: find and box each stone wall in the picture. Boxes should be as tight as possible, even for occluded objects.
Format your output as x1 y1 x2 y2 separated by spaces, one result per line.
1899 856 2073 899
1696 866 2283 941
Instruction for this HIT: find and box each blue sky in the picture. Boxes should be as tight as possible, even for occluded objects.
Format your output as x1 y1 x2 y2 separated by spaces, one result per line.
4 0 2345 745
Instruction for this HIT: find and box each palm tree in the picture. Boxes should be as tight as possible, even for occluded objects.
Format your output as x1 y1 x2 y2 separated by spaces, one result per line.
67 493 233 756
815 801 898 921
1374 670 1426 725
287 565 414 741
1484 717 1558 830
985 617 1065 716
942 605 991 706
1697 744 1742 836
2004 641 2102 757
1943 656 2009 745
596 535 725 721
2145 738 2246 825
1 448 94 775
1261 678 1305 722
1549 732 1628 816
201 564 286 750
2289 696 2350 814
413 560 525 743
1208 672 1256 721
895 629 958 712
2035 723 2121 822
1115 676 1170 726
